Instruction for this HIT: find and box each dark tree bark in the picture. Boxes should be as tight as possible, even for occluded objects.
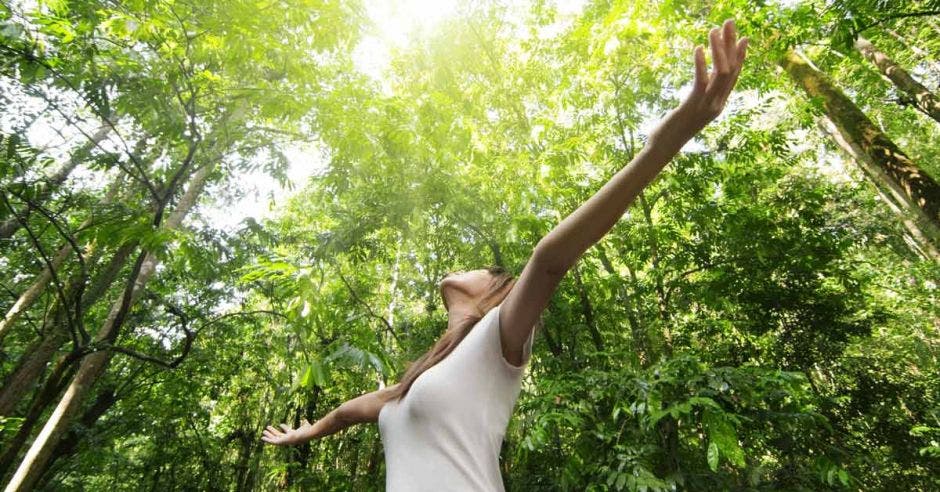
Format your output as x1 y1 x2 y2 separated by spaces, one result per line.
854 35 940 124
816 117 940 260
780 48 940 258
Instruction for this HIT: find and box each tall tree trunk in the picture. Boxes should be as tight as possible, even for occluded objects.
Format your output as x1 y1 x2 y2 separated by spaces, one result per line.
0 351 77 480
33 387 118 488
854 35 940 124
638 192 674 356
596 243 648 366
0 125 110 241
779 48 940 254
4 162 214 492
0 245 80 345
0 332 68 417
883 28 940 74
816 117 940 261
0 171 125 346
0 241 138 417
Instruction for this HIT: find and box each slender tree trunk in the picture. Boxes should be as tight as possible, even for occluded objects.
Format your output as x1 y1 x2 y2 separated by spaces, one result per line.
854 35 940 124
489 241 504 267
596 243 648 366
655 416 681 480
0 241 138 416
0 244 80 345
33 387 118 488
816 117 940 261
780 48 940 253
0 171 125 346
884 28 940 74
0 125 110 241
233 429 253 492
364 434 381 486
541 320 562 357
638 192 674 355
0 352 77 480
4 162 214 492
0 332 68 417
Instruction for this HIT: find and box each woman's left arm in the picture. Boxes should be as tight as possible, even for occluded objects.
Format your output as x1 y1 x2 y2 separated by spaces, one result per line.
499 20 747 361
536 19 748 274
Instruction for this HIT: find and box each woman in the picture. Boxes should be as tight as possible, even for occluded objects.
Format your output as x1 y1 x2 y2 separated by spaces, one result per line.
262 19 748 490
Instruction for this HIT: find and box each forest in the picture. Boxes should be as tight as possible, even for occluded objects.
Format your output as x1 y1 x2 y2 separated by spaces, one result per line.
0 0 938 490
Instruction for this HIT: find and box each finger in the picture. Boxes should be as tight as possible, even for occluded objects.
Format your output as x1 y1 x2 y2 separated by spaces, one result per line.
692 45 707 94
301 418 311 426
736 37 748 65
279 424 292 433
266 425 280 435
723 19 736 57
721 38 748 95
707 29 727 95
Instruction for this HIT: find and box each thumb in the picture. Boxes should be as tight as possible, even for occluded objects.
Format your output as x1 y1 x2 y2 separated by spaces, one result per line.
301 418 311 426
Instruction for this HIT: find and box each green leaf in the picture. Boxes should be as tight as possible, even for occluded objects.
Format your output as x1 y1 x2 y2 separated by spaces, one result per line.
0 21 24 40
707 441 719 472
299 365 314 389
615 472 626 490
703 408 746 467
311 358 328 387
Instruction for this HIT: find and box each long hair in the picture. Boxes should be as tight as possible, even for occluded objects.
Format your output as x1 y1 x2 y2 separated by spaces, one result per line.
384 265 535 403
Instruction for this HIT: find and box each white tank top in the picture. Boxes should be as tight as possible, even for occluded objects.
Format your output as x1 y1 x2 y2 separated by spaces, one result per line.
378 302 535 491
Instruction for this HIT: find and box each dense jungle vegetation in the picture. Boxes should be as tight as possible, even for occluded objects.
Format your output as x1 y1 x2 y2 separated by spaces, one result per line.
1 0 938 490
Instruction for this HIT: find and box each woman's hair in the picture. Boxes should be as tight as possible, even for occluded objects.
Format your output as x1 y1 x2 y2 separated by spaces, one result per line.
384 265 537 403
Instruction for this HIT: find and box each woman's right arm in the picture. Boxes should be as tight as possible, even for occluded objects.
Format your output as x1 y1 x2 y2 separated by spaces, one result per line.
262 383 400 446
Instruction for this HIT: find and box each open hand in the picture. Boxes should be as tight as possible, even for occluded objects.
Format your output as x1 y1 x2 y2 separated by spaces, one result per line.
674 18 748 136
261 419 312 446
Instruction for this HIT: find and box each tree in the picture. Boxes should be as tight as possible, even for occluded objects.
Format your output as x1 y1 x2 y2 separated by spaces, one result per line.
854 35 940 124
779 48 940 259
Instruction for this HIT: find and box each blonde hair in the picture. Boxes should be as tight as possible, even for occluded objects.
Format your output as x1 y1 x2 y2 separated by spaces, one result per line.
385 266 532 403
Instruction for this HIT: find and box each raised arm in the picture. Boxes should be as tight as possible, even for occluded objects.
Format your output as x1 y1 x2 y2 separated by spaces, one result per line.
499 19 747 362
262 383 399 446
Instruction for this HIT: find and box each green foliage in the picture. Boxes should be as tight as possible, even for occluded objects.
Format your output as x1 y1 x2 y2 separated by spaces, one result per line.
1 0 938 490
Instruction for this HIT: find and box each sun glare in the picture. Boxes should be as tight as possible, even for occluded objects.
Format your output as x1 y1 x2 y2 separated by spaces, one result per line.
353 0 588 89
353 0 461 87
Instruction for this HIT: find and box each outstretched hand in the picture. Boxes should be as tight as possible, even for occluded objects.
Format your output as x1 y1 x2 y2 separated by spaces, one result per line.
669 18 748 139
262 419 313 446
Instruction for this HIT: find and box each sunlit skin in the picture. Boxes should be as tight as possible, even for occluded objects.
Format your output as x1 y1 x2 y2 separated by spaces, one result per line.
263 18 747 447
437 269 496 330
